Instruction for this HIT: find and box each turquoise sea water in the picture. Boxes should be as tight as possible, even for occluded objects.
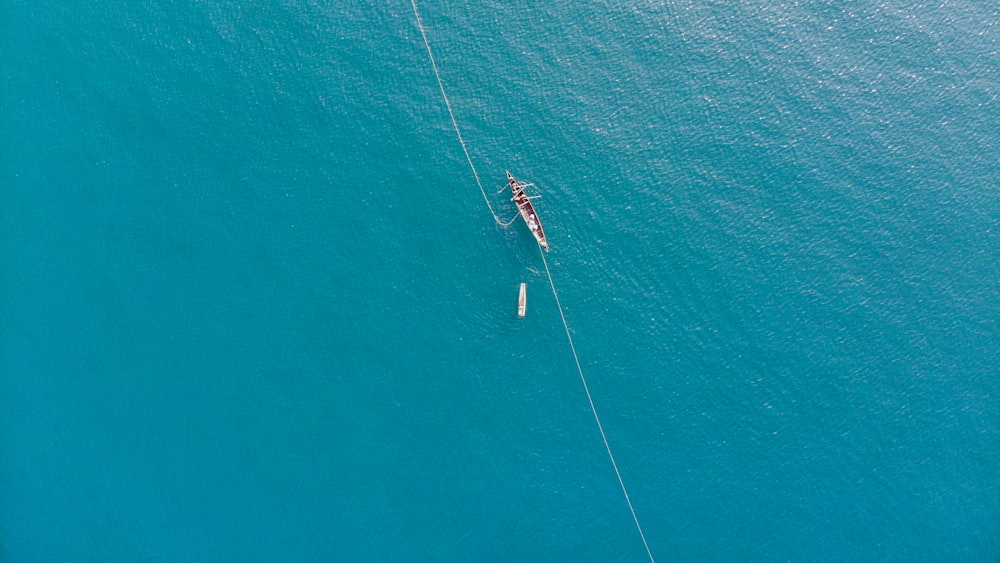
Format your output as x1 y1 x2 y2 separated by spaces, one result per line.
2 0 997 560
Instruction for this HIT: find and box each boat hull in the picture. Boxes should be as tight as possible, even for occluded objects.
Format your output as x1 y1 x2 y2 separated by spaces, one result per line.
506 171 549 251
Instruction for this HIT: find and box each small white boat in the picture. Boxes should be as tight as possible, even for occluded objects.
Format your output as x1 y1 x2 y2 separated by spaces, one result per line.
518 282 527 317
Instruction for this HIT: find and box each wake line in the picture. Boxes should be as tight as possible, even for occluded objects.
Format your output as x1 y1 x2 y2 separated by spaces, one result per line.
538 247 655 563
409 2 654 561
409 0 509 226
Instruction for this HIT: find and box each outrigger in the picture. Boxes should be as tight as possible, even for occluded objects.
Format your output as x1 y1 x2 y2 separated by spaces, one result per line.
500 171 549 251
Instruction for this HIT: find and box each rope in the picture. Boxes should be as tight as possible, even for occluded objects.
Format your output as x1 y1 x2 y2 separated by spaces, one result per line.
410 0 507 226
539 246 656 563
410 2 654 559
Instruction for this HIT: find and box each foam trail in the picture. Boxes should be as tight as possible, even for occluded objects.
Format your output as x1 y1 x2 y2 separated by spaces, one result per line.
409 0 508 225
539 246 655 563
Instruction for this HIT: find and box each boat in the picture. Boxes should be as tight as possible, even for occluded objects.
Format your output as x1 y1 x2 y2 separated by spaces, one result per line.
503 171 549 251
518 282 527 317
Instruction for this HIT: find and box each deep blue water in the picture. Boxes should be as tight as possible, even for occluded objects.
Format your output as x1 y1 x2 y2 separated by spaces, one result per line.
2 0 997 560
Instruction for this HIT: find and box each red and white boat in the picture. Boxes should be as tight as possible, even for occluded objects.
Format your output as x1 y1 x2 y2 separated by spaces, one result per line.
503 171 549 251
